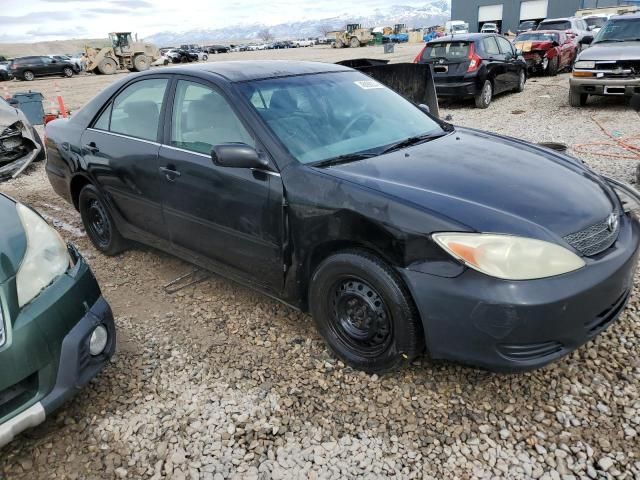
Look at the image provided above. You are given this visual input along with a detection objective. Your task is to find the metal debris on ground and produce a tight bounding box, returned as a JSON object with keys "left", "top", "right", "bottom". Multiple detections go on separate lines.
{"left": 163, "top": 268, "right": 211, "bottom": 294}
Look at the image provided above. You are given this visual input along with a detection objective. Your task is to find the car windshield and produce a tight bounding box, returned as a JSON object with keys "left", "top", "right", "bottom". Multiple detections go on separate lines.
{"left": 422, "top": 41, "right": 470, "bottom": 60}
{"left": 593, "top": 18, "right": 640, "bottom": 43}
{"left": 239, "top": 71, "right": 446, "bottom": 165}
{"left": 539, "top": 21, "right": 571, "bottom": 30}
{"left": 516, "top": 32, "right": 559, "bottom": 42}
{"left": 585, "top": 17, "right": 607, "bottom": 28}
{"left": 519, "top": 21, "right": 537, "bottom": 29}
{"left": 453, "top": 24, "right": 467, "bottom": 31}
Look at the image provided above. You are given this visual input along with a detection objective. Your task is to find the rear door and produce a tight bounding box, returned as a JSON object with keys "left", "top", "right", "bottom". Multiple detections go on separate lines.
{"left": 481, "top": 36, "right": 509, "bottom": 93}
{"left": 496, "top": 36, "right": 520, "bottom": 88}
{"left": 420, "top": 41, "right": 472, "bottom": 84}
{"left": 80, "top": 77, "right": 170, "bottom": 240}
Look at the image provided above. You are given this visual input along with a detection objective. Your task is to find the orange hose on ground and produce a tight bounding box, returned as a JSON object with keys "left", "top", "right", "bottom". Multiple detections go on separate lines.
{"left": 573, "top": 115, "right": 640, "bottom": 160}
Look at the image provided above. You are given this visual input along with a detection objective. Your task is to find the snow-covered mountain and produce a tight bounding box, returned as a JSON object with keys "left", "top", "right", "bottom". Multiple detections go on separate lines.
{"left": 146, "top": 1, "right": 451, "bottom": 46}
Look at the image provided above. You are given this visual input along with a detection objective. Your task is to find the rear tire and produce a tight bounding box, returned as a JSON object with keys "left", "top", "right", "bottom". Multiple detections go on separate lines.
{"left": 23, "top": 70, "right": 34, "bottom": 81}
{"left": 97, "top": 58, "right": 117, "bottom": 75}
{"left": 569, "top": 87, "right": 588, "bottom": 107}
{"left": 309, "top": 250, "right": 424, "bottom": 373}
{"left": 546, "top": 56, "right": 559, "bottom": 76}
{"left": 79, "top": 184, "right": 128, "bottom": 256}
{"left": 132, "top": 54, "right": 149, "bottom": 72}
{"left": 475, "top": 80, "right": 493, "bottom": 108}
{"left": 203, "top": 55, "right": 208, "bottom": 61}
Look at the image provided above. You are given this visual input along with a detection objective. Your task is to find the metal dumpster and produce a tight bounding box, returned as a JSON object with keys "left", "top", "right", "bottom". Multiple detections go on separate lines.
{"left": 8, "top": 92, "right": 45, "bottom": 125}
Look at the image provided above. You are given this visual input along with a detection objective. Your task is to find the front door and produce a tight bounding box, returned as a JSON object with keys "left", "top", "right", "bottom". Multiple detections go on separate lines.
{"left": 496, "top": 36, "right": 520, "bottom": 88}
{"left": 481, "top": 36, "right": 509, "bottom": 93}
{"left": 81, "top": 77, "right": 170, "bottom": 240}
{"left": 158, "top": 78, "right": 285, "bottom": 291}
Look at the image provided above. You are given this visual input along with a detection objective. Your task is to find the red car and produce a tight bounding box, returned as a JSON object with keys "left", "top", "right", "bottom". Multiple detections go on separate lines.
{"left": 513, "top": 30, "right": 577, "bottom": 76}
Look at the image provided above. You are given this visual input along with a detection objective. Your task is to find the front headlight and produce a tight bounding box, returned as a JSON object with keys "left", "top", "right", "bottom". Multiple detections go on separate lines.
{"left": 432, "top": 233, "right": 585, "bottom": 280}
{"left": 15, "top": 203, "right": 71, "bottom": 307}
{"left": 574, "top": 60, "right": 595, "bottom": 69}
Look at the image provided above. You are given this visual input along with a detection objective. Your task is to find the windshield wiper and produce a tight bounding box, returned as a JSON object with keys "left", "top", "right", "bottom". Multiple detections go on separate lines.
{"left": 379, "top": 132, "right": 447, "bottom": 155}
{"left": 310, "top": 152, "right": 377, "bottom": 168}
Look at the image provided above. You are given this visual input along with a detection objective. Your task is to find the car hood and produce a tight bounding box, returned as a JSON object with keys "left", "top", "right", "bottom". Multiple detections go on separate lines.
{"left": 0, "top": 194, "right": 26, "bottom": 284}
{"left": 315, "top": 128, "right": 618, "bottom": 244}
{"left": 579, "top": 41, "right": 640, "bottom": 61}
{"left": 516, "top": 40, "right": 555, "bottom": 52}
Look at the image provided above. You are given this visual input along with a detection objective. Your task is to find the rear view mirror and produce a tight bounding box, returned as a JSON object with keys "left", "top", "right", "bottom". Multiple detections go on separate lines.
{"left": 212, "top": 143, "right": 270, "bottom": 170}
{"left": 580, "top": 35, "right": 594, "bottom": 45}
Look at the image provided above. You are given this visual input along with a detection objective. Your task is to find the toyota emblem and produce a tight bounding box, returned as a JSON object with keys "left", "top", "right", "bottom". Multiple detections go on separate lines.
{"left": 607, "top": 213, "right": 618, "bottom": 232}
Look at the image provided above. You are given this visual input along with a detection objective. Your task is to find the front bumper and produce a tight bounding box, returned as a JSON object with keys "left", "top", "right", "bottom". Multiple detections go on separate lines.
{"left": 570, "top": 76, "right": 640, "bottom": 97}
{"left": 0, "top": 249, "right": 115, "bottom": 448}
{"left": 399, "top": 213, "right": 640, "bottom": 372}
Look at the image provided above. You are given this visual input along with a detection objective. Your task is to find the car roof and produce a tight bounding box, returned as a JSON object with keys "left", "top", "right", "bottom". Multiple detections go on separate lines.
{"left": 610, "top": 13, "right": 640, "bottom": 20}
{"left": 140, "top": 60, "right": 352, "bottom": 82}
{"left": 540, "top": 17, "right": 575, "bottom": 22}
{"left": 428, "top": 33, "right": 495, "bottom": 42}
{"left": 518, "top": 30, "right": 561, "bottom": 34}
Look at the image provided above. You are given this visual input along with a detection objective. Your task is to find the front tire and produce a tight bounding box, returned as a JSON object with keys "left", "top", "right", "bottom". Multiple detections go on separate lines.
{"left": 569, "top": 87, "right": 588, "bottom": 107}
{"left": 79, "top": 184, "right": 127, "bottom": 256}
{"left": 132, "top": 54, "right": 149, "bottom": 72}
{"left": 62, "top": 67, "right": 74, "bottom": 77}
{"left": 515, "top": 69, "right": 526, "bottom": 92}
{"left": 350, "top": 37, "right": 360, "bottom": 48}
{"left": 546, "top": 56, "right": 559, "bottom": 76}
{"left": 475, "top": 80, "right": 493, "bottom": 108}
{"left": 309, "top": 250, "right": 424, "bottom": 373}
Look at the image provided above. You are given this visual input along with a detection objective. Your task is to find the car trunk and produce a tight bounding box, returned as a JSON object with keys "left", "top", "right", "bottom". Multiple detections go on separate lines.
{"left": 418, "top": 41, "right": 471, "bottom": 83}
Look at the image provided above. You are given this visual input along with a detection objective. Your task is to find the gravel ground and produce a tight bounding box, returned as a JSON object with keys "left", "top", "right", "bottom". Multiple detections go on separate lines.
{"left": 1, "top": 45, "right": 640, "bottom": 479}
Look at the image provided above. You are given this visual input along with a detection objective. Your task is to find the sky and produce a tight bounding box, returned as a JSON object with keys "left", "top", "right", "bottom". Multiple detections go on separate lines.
{"left": 0, "top": 0, "right": 442, "bottom": 43}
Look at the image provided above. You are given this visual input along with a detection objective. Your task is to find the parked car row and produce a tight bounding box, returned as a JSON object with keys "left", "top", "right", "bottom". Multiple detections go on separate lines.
{"left": 3, "top": 55, "right": 80, "bottom": 81}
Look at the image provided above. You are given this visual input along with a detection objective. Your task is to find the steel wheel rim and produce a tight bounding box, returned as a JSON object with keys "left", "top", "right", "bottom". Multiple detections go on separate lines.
{"left": 86, "top": 199, "right": 111, "bottom": 248}
{"left": 330, "top": 277, "right": 392, "bottom": 357}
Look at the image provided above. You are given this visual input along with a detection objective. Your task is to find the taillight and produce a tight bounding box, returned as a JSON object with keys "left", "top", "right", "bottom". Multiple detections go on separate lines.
{"left": 414, "top": 45, "right": 427, "bottom": 63}
{"left": 467, "top": 43, "right": 482, "bottom": 73}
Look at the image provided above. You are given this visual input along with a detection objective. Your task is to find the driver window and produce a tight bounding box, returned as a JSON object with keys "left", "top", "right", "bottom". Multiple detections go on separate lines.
{"left": 496, "top": 37, "right": 514, "bottom": 55}
{"left": 171, "top": 80, "right": 254, "bottom": 155}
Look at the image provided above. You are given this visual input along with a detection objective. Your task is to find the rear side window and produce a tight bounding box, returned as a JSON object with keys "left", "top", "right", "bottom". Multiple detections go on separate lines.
{"left": 482, "top": 37, "right": 500, "bottom": 55}
{"left": 496, "top": 37, "right": 514, "bottom": 55}
{"left": 108, "top": 79, "right": 168, "bottom": 141}
{"left": 539, "top": 21, "right": 572, "bottom": 30}
{"left": 422, "top": 42, "right": 470, "bottom": 60}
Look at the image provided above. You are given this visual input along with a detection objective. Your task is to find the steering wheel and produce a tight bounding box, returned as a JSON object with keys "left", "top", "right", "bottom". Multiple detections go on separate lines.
{"left": 341, "top": 113, "right": 376, "bottom": 139}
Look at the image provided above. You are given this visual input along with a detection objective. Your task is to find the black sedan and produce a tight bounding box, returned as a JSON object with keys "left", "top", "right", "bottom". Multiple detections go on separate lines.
{"left": 415, "top": 33, "right": 527, "bottom": 108}
{"left": 45, "top": 61, "right": 640, "bottom": 373}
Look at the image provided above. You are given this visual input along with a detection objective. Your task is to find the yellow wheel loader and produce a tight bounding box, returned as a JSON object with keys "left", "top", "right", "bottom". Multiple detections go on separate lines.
{"left": 86, "top": 32, "right": 160, "bottom": 75}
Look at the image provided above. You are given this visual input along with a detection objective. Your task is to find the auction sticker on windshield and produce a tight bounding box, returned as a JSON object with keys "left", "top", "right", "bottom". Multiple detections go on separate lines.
{"left": 354, "top": 80, "right": 384, "bottom": 90}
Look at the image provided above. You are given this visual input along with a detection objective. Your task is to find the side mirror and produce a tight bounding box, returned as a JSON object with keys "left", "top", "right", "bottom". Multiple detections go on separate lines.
{"left": 418, "top": 103, "right": 430, "bottom": 114}
{"left": 551, "top": 41, "right": 560, "bottom": 47}
{"left": 515, "top": 48, "right": 523, "bottom": 56}
{"left": 212, "top": 143, "right": 271, "bottom": 170}
{"left": 580, "top": 35, "right": 594, "bottom": 45}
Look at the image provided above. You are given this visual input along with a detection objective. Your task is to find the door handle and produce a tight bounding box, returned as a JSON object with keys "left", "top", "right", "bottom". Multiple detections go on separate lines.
{"left": 160, "top": 166, "right": 181, "bottom": 181}
{"left": 85, "top": 142, "right": 99, "bottom": 154}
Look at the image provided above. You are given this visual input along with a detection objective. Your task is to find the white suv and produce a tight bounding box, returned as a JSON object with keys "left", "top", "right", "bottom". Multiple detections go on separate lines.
{"left": 538, "top": 17, "right": 591, "bottom": 46}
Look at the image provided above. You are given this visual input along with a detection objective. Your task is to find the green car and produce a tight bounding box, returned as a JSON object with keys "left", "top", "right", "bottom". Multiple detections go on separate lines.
{"left": 0, "top": 193, "right": 115, "bottom": 448}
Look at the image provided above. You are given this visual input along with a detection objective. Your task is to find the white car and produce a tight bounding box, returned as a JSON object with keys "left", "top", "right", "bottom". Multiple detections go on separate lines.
{"left": 444, "top": 20, "right": 470, "bottom": 35}
{"left": 583, "top": 14, "right": 610, "bottom": 35}
{"left": 537, "top": 17, "right": 591, "bottom": 45}
{"left": 193, "top": 51, "right": 209, "bottom": 61}
{"left": 294, "top": 39, "right": 314, "bottom": 47}
{"left": 480, "top": 23, "right": 500, "bottom": 33}
{"left": 152, "top": 55, "right": 171, "bottom": 67}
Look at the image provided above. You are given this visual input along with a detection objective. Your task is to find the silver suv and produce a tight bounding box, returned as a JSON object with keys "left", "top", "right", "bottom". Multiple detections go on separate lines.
{"left": 569, "top": 13, "right": 640, "bottom": 107}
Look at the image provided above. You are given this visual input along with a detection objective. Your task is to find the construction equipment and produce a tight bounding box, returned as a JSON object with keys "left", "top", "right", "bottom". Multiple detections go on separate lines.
{"left": 334, "top": 24, "right": 373, "bottom": 48}
{"left": 85, "top": 32, "right": 160, "bottom": 75}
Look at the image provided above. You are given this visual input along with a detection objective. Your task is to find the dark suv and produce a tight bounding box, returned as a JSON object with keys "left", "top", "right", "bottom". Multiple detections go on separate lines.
{"left": 415, "top": 33, "right": 527, "bottom": 108}
{"left": 8, "top": 56, "right": 76, "bottom": 81}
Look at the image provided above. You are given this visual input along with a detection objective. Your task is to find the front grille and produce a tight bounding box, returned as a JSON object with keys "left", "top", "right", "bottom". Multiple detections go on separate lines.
{"left": 594, "top": 60, "right": 640, "bottom": 78}
{"left": 585, "top": 289, "right": 629, "bottom": 337}
{"left": 497, "top": 341, "right": 564, "bottom": 361}
{"left": 0, "top": 373, "right": 38, "bottom": 419}
{"left": 563, "top": 211, "right": 620, "bottom": 257}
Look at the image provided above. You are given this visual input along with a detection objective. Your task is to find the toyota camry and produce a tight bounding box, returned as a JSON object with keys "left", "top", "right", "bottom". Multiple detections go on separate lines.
{"left": 44, "top": 61, "right": 640, "bottom": 373}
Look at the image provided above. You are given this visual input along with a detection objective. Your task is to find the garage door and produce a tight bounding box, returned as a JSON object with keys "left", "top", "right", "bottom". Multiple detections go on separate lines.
{"left": 520, "top": 0, "right": 548, "bottom": 20}
{"left": 478, "top": 4, "right": 504, "bottom": 22}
